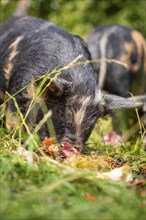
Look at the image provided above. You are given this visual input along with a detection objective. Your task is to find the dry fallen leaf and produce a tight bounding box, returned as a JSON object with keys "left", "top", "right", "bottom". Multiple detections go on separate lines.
{"left": 41, "top": 137, "right": 61, "bottom": 158}
{"left": 84, "top": 192, "right": 97, "bottom": 202}
{"left": 11, "top": 146, "right": 40, "bottom": 162}
{"left": 44, "top": 144, "right": 60, "bottom": 158}
{"left": 130, "top": 179, "right": 145, "bottom": 187}
{"left": 42, "top": 137, "right": 56, "bottom": 145}
{"left": 137, "top": 190, "right": 146, "bottom": 197}
{"left": 97, "top": 165, "right": 133, "bottom": 182}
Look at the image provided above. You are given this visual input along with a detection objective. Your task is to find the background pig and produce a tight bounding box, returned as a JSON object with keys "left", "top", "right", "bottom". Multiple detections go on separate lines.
{"left": 86, "top": 24, "right": 146, "bottom": 97}
{"left": 86, "top": 24, "right": 146, "bottom": 133}
{"left": 0, "top": 17, "right": 142, "bottom": 145}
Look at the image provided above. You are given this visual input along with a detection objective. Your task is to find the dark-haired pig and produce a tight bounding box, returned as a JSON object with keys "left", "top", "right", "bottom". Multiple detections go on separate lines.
{"left": 0, "top": 17, "right": 143, "bottom": 145}
{"left": 86, "top": 24, "right": 146, "bottom": 133}
{"left": 86, "top": 23, "right": 146, "bottom": 96}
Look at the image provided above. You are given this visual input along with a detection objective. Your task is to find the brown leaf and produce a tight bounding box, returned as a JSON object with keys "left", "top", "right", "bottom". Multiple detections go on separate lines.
{"left": 42, "top": 137, "right": 56, "bottom": 146}
{"left": 85, "top": 192, "right": 97, "bottom": 202}
{"left": 131, "top": 179, "right": 145, "bottom": 187}
{"left": 137, "top": 190, "right": 146, "bottom": 197}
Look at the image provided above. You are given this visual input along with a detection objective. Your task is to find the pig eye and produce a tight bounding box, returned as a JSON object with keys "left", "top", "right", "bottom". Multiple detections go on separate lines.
{"left": 87, "top": 112, "right": 98, "bottom": 125}
{"left": 89, "top": 116, "right": 97, "bottom": 124}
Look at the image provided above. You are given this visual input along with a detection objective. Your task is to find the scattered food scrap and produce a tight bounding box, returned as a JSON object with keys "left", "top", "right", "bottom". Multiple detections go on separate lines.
{"left": 41, "top": 137, "right": 81, "bottom": 160}
{"left": 103, "top": 132, "right": 122, "bottom": 144}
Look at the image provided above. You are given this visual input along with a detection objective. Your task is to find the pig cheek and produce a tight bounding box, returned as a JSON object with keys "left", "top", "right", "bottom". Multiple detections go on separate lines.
{"left": 80, "top": 117, "right": 98, "bottom": 143}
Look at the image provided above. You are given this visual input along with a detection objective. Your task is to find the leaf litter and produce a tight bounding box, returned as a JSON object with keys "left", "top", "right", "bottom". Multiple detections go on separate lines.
{"left": 11, "top": 137, "right": 145, "bottom": 183}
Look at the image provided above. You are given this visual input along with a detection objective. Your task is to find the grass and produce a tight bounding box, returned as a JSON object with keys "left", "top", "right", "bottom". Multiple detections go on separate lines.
{"left": 0, "top": 122, "right": 146, "bottom": 220}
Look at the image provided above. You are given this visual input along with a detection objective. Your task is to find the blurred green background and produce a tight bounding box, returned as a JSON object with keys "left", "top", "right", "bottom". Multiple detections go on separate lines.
{"left": 0, "top": 0, "right": 146, "bottom": 39}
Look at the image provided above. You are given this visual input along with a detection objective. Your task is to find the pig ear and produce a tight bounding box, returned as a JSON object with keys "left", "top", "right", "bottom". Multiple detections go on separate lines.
{"left": 127, "top": 95, "right": 146, "bottom": 103}
{"left": 104, "top": 93, "right": 143, "bottom": 110}
{"left": 35, "top": 76, "right": 72, "bottom": 96}
{"left": 49, "top": 78, "right": 72, "bottom": 96}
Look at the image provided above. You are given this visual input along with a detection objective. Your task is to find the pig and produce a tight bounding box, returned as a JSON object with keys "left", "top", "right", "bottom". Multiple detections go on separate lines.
{"left": 86, "top": 24, "right": 146, "bottom": 97}
{"left": 0, "top": 17, "right": 143, "bottom": 146}
{"left": 86, "top": 24, "right": 146, "bottom": 134}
